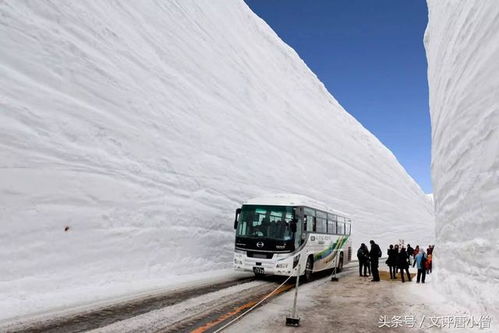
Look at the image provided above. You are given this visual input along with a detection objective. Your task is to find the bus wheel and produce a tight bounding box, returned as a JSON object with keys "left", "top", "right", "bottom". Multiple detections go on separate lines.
{"left": 304, "top": 256, "right": 313, "bottom": 282}
{"left": 337, "top": 253, "right": 344, "bottom": 273}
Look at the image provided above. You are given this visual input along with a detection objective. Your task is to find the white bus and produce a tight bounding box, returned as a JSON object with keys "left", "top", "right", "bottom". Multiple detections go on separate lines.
{"left": 233, "top": 194, "right": 352, "bottom": 281}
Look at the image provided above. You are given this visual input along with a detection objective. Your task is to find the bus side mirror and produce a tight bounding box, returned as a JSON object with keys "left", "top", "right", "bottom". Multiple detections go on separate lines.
{"left": 290, "top": 219, "right": 297, "bottom": 233}
{"left": 234, "top": 208, "right": 241, "bottom": 229}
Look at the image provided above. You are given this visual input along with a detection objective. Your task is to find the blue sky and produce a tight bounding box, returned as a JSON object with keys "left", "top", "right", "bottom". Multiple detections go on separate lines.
{"left": 244, "top": 0, "right": 432, "bottom": 193}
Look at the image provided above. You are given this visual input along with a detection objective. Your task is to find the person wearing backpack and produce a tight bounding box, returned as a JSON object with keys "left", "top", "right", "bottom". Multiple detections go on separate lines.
{"left": 369, "top": 240, "right": 382, "bottom": 282}
{"left": 413, "top": 249, "right": 427, "bottom": 283}
{"left": 357, "top": 243, "right": 370, "bottom": 277}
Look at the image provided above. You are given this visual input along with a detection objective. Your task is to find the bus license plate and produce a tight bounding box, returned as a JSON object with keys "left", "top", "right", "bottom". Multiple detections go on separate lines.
{"left": 253, "top": 267, "right": 264, "bottom": 275}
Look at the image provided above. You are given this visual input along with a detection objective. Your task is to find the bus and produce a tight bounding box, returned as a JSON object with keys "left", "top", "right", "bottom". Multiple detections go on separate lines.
{"left": 233, "top": 194, "right": 352, "bottom": 281}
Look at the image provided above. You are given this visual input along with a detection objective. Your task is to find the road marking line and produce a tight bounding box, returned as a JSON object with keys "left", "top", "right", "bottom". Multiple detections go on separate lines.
{"left": 192, "top": 284, "right": 293, "bottom": 333}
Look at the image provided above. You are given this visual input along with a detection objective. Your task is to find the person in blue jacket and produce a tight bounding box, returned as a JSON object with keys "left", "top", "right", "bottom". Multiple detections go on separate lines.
{"left": 413, "top": 249, "right": 427, "bottom": 283}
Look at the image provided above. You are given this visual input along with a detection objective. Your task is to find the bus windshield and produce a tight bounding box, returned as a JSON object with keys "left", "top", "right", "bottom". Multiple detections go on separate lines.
{"left": 236, "top": 205, "right": 294, "bottom": 241}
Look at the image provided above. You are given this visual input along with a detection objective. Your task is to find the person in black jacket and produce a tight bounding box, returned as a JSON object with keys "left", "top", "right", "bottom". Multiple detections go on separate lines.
{"left": 369, "top": 240, "right": 381, "bottom": 282}
{"left": 407, "top": 244, "right": 414, "bottom": 266}
{"left": 386, "top": 245, "right": 397, "bottom": 279}
{"left": 393, "top": 244, "right": 399, "bottom": 278}
{"left": 357, "top": 243, "right": 370, "bottom": 277}
{"left": 365, "top": 249, "right": 371, "bottom": 276}
{"left": 396, "top": 247, "right": 412, "bottom": 282}
{"left": 407, "top": 244, "right": 414, "bottom": 256}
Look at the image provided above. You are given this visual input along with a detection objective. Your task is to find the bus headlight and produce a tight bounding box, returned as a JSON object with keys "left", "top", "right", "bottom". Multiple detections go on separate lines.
{"left": 234, "top": 258, "right": 243, "bottom": 265}
{"left": 293, "top": 254, "right": 300, "bottom": 268}
{"left": 276, "top": 263, "right": 288, "bottom": 269}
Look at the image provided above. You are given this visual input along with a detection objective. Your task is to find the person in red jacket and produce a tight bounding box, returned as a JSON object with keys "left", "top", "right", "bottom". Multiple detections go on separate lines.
{"left": 413, "top": 245, "right": 420, "bottom": 260}
{"left": 425, "top": 253, "right": 432, "bottom": 274}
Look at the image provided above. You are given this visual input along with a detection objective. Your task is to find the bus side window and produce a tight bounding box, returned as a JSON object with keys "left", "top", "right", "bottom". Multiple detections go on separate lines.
{"left": 327, "top": 220, "right": 336, "bottom": 234}
{"left": 337, "top": 222, "right": 345, "bottom": 235}
{"left": 346, "top": 223, "right": 351, "bottom": 235}
{"left": 316, "top": 217, "right": 327, "bottom": 233}
{"left": 304, "top": 215, "right": 314, "bottom": 232}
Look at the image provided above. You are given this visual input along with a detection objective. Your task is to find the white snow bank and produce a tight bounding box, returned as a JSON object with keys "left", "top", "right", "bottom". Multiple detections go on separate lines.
{"left": 0, "top": 0, "right": 433, "bottom": 320}
{"left": 425, "top": 0, "right": 499, "bottom": 314}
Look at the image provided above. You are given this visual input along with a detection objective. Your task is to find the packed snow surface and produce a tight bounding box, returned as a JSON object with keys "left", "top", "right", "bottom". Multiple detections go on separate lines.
{"left": 1, "top": 0, "right": 433, "bottom": 320}
{"left": 425, "top": 0, "right": 499, "bottom": 314}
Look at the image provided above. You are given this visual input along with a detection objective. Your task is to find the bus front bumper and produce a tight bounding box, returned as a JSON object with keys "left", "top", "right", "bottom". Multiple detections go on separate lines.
{"left": 233, "top": 263, "right": 295, "bottom": 276}
{"left": 233, "top": 253, "right": 298, "bottom": 276}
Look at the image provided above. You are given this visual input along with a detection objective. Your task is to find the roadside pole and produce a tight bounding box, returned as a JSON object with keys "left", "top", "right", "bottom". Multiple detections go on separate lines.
{"left": 285, "top": 264, "right": 301, "bottom": 327}
{"left": 331, "top": 251, "right": 339, "bottom": 281}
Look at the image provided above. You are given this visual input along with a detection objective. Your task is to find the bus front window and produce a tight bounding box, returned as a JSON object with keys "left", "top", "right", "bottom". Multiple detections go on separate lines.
{"left": 237, "top": 205, "right": 294, "bottom": 241}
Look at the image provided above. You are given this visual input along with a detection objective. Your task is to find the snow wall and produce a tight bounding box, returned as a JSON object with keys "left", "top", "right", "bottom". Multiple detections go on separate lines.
{"left": 0, "top": 1, "right": 433, "bottom": 319}
{"left": 425, "top": 0, "right": 499, "bottom": 313}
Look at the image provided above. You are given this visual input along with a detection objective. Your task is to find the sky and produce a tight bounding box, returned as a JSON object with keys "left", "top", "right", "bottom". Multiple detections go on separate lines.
{"left": 244, "top": 0, "right": 432, "bottom": 193}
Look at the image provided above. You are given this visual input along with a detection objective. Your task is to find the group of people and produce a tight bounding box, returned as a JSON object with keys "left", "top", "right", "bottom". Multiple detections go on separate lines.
{"left": 356, "top": 240, "right": 382, "bottom": 282}
{"left": 386, "top": 243, "right": 435, "bottom": 283}
{"left": 357, "top": 241, "right": 435, "bottom": 284}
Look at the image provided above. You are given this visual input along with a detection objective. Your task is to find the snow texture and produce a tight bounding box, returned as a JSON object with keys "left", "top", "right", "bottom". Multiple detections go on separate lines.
{"left": 1, "top": 0, "right": 433, "bottom": 320}
{"left": 425, "top": 0, "right": 499, "bottom": 314}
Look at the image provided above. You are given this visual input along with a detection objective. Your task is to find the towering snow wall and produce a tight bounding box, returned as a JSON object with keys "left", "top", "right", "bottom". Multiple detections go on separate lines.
{"left": 0, "top": 1, "right": 433, "bottom": 319}
{"left": 425, "top": 0, "right": 499, "bottom": 313}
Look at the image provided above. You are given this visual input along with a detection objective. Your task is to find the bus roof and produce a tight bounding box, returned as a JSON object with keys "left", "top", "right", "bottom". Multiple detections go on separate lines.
{"left": 243, "top": 193, "right": 351, "bottom": 218}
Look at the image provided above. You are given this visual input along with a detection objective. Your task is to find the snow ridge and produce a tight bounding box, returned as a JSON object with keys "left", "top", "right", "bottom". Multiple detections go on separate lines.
{"left": 425, "top": 0, "right": 499, "bottom": 313}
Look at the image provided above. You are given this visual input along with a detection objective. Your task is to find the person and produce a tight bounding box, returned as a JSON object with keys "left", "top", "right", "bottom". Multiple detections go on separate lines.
{"left": 413, "top": 245, "right": 420, "bottom": 261}
{"left": 429, "top": 245, "right": 435, "bottom": 273}
{"left": 276, "top": 220, "right": 292, "bottom": 240}
{"left": 357, "top": 245, "right": 363, "bottom": 276}
{"left": 425, "top": 253, "right": 432, "bottom": 274}
{"left": 253, "top": 217, "right": 270, "bottom": 237}
{"left": 386, "top": 245, "right": 397, "bottom": 279}
{"left": 413, "top": 249, "right": 427, "bottom": 283}
{"left": 407, "top": 244, "right": 414, "bottom": 256}
{"left": 369, "top": 240, "right": 382, "bottom": 282}
{"left": 357, "top": 243, "right": 370, "bottom": 277}
{"left": 407, "top": 244, "right": 414, "bottom": 265}
{"left": 365, "top": 248, "right": 371, "bottom": 276}
{"left": 396, "top": 247, "right": 411, "bottom": 283}
{"left": 393, "top": 244, "right": 399, "bottom": 278}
